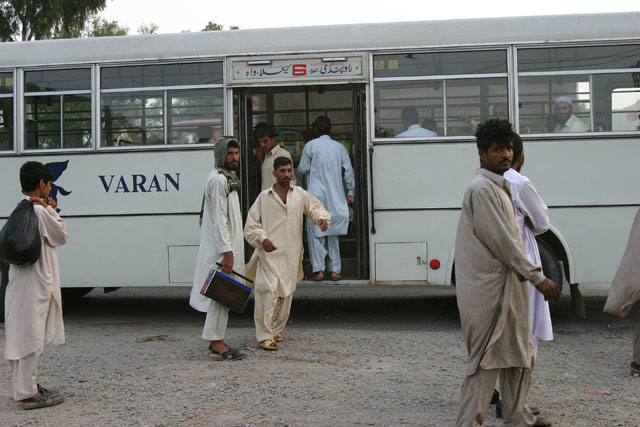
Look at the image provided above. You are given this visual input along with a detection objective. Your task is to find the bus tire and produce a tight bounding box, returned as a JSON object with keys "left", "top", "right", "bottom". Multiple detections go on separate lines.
{"left": 62, "top": 287, "right": 94, "bottom": 299}
{"left": 536, "top": 237, "right": 563, "bottom": 311}
{"left": 0, "top": 261, "right": 8, "bottom": 322}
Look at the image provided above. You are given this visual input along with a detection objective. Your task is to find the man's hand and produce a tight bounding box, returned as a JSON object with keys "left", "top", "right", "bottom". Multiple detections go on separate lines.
{"left": 262, "top": 239, "right": 277, "bottom": 252}
{"left": 317, "top": 219, "right": 329, "bottom": 232}
{"left": 221, "top": 251, "right": 233, "bottom": 274}
{"left": 347, "top": 195, "right": 355, "bottom": 204}
{"left": 29, "top": 197, "right": 47, "bottom": 207}
{"left": 47, "top": 197, "right": 58, "bottom": 211}
{"left": 535, "top": 278, "right": 560, "bottom": 301}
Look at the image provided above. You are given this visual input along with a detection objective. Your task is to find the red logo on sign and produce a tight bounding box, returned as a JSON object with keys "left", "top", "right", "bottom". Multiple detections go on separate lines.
{"left": 292, "top": 64, "right": 307, "bottom": 76}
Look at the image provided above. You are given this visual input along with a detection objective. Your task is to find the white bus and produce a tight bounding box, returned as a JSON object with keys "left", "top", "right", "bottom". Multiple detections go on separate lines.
{"left": 1, "top": 12, "right": 639, "bottom": 314}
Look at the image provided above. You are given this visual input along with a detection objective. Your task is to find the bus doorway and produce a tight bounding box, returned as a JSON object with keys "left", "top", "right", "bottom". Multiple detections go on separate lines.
{"left": 233, "top": 84, "right": 369, "bottom": 282}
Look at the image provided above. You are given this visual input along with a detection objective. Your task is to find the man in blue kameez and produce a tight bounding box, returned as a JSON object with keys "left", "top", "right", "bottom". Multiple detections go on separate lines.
{"left": 298, "top": 116, "right": 355, "bottom": 281}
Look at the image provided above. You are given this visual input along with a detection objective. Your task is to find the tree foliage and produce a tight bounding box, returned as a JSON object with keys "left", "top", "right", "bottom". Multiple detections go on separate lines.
{"left": 202, "top": 21, "right": 223, "bottom": 31}
{"left": 138, "top": 22, "right": 158, "bottom": 35}
{"left": 87, "top": 18, "right": 129, "bottom": 37}
{"left": 0, "top": 0, "right": 107, "bottom": 41}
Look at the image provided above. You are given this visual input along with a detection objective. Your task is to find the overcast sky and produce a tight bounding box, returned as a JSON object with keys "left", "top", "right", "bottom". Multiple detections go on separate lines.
{"left": 99, "top": 0, "right": 640, "bottom": 34}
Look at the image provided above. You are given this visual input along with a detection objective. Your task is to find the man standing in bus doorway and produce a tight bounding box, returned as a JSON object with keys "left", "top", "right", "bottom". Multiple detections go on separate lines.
{"left": 500, "top": 133, "right": 553, "bottom": 417}
{"left": 5, "top": 161, "right": 67, "bottom": 410}
{"left": 604, "top": 208, "right": 640, "bottom": 376}
{"left": 454, "top": 119, "right": 559, "bottom": 427}
{"left": 298, "top": 115, "right": 355, "bottom": 281}
{"left": 546, "top": 96, "right": 588, "bottom": 133}
{"left": 244, "top": 157, "right": 330, "bottom": 351}
{"left": 190, "top": 137, "right": 246, "bottom": 361}
{"left": 254, "top": 122, "right": 296, "bottom": 191}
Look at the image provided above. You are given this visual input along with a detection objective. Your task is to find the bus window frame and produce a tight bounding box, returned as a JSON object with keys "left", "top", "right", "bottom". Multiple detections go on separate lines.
{"left": 514, "top": 42, "right": 640, "bottom": 137}
{"left": 97, "top": 60, "right": 225, "bottom": 151}
{"left": 22, "top": 65, "right": 94, "bottom": 153}
{"left": 0, "top": 68, "right": 15, "bottom": 155}
{"left": 370, "top": 47, "right": 512, "bottom": 143}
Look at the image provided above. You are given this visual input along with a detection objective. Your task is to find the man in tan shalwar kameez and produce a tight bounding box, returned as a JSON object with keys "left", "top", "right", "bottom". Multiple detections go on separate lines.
{"left": 4, "top": 161, "right": 67, "bottom": 409}
{"left": 244, "top": 156, "right": 330, "bottom": 351}
{"left": 604, "top": 208, "right": 640, "bottom": 376}
{"left": 455, "top": 119, "right": 559, "bottom": 427}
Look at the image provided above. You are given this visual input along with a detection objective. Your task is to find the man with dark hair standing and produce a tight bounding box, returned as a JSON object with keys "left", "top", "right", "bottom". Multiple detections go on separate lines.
{"left": 254, "top": 122, "right": 296, "bottom": 191}
{"left": 298, "top": 115, "right": 354, "bottom": 281}
{"left": 5, "top": 161, "right": 67, "bottom": 409}
{"left": 245, "top": 156, "right": 330, "bottom": 351}
{"left": 190, "top": 137, "right": 246, "bottom": 361}
{"left": 454, "top": 119, "right": 559, "bottom": 427}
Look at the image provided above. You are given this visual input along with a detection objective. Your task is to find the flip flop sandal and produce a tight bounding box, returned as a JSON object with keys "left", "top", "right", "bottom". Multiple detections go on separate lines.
{"left": 273, "top": 333, "right": 283, "bottom": 342}
{"left": 330, "top": 272, "right": 342, "bottom": 281}
{"left": 20, "top": 392, "right": 65, "bottom": 410}
{"left": 37, "top": 384, "right": 61, "bottom": 398}
{"left": 312, "top": 272, "right": 324, "bottom": 281}
{"left": 259, "top": 338, "right": 279, "bottom": 351}
{"left": 209, "top": 348, "right": 247, "bottom": 361}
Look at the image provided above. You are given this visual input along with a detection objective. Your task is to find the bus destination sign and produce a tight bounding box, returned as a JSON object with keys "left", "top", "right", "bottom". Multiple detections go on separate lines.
{"left": 230, "top": 55, "right": 365, "bottom": 84}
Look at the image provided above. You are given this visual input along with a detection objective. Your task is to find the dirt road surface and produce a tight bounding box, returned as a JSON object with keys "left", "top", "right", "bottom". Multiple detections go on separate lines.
{"left": 1, "top": 284, "right": 638, "bottom": 426}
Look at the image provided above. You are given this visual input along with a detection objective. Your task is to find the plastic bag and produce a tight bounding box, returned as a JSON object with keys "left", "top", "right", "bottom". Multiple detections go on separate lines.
{"left": 0, "top": 200, "right": 42, "bottom": 265}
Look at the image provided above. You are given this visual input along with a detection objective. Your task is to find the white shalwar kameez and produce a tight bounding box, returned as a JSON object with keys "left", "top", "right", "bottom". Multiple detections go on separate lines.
{"left": 298, "top": 135, "right": 354, "bottom": 274}
{"left": 504, "top": 168, "right": 553, "bottom": 355}
{"left": 244, "top": 186, "right": 330, "bottom": 342}
{"left": 4, "top": 199, "right": 68, "bottom": 401}
{"left": 189, "top": 169, "right": 245, "bottom": 341}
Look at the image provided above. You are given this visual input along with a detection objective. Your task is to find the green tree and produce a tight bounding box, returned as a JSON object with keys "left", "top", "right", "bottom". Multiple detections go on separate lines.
{"left": 229, "top": 26, "right": 239, "bottom": 30}
{"left": 87, "top": 17, "right": 128, "bottom": 37}
{"left": 138, "top": 22, "right": 158, "bottom": 35}
{"left": 202, "top": 21, "right": 223, "bottom": 31}
{"left": 0, "top": 0, "right": 106, "bottom": 41}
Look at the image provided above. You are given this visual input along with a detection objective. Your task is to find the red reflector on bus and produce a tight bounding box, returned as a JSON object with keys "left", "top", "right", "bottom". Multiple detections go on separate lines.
{"left": 429, "top": 259, "right": 440, "bottom": 269}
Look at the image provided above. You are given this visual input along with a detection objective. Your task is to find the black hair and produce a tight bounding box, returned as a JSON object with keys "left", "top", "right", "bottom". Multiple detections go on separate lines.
{"left": 227, "top": 139, "right": 240, "bottom": 149}
{"left": 401, "top": 107, "right": 420, "bottom": 125}
{"left": 475, "top": 118, "right": 516, "bottom": 152}
{"left": 512, "top": 133, "right": 523, "bottom": 164}
{"left": 20, "top": 161, "right": 53, "bottom": 192}
{"left": 313, "top": 115, "right": 331, "bottom": 136}
{"left": 254, "top": 122, "right": 276, "bottom": 140}
{"left": 273, "top": 156, "right": 292, "bottom": 171}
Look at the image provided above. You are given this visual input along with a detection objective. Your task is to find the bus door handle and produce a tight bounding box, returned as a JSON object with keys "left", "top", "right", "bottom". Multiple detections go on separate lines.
{"left": 417, "top": 256, "right": 427, "bottom": 266}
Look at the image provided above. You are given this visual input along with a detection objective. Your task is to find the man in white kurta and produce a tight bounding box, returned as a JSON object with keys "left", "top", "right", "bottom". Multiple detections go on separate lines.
{"left": 298, "top": 115, "right": 354, "bottom": 281}
{"left": 254, "top": 122, "right": 296, "bottom": 191}
{"left": 604, "top": 208, "right": 640, "bottom": 376}
{"left": 455, "top": 119, "right": 559, "bottom": 427}
{"left": 189, "top": 137, "right": 246, "bottom": 361}
{"left": 504, "top": 136, "right": 553, "bottom": 356}
{"left": 5, "top": 161, "right": 67, "bottom": 409}
{"left": 550, "top": 97, "right": 588, "bottom": 133}
{"left": 396, "top": 107, "right": 438, "bottom": 137}
{"left": 245, "top": 156, "right": 330, "bottom": 350}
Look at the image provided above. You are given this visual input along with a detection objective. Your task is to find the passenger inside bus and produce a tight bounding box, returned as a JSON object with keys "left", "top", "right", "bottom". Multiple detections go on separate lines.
{"left": 459, "top": 104, "right": 508, "bottom": 131}
{"left": 253, "top": 122, "right": 296, "bottom": 191}
{"left": 395, "top": 107, "right": 437, "bottom": 137}
{"left": 545, "top": 96, "right": 588, "bottom": 133}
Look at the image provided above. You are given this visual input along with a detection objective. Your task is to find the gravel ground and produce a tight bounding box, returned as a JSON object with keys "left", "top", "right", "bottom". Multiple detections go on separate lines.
{"left": 0, "top": 283, "right": 638, "bottom": 426}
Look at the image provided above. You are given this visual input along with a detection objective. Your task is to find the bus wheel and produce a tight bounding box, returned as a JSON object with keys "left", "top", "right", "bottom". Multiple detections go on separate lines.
{"left": 1, "top": 261, "right": 8, "bottom": 322}
{"left": 62, "top": 287, "right": 94, "bottom": 299}
{"left": 536, "top": 238, "right": 563, "bottom": 311}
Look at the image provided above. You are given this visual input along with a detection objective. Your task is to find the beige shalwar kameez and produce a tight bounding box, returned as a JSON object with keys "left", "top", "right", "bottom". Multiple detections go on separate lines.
{"left": 4, "top": 200, "right": 68, "bottom": 401}
{"left": 261, "top": 144, "right": 296, "bottom": 191}
{"left": 244, "top": 186, "right": 330, "bottom": 343}
{"left": 455, "top": 169, "right": 545, "bottom": 427}
{"left": 604, "top": 208, "right": 640, "bottom": 364}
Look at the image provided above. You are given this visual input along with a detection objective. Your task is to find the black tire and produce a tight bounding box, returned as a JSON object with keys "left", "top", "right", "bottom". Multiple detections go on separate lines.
{"left": 61, "top": 287, "right": 94, "bottom": 299}
{"left": 536, "top": 237, "right": 563, "bottom": 311}
{"left": 1, "top": 261, "right": 9, "bottom": 322}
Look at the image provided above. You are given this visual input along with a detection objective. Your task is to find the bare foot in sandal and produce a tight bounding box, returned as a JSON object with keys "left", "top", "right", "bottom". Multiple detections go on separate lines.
{"left": 20, "top": 390, "right": 65, "bottom": 410}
